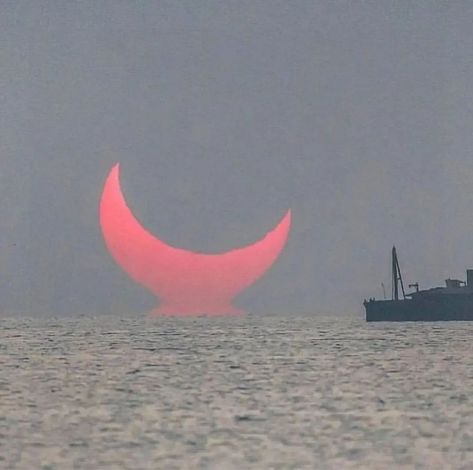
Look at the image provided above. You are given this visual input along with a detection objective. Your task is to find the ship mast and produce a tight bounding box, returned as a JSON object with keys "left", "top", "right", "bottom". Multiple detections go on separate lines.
{"left": 392, "top": 246, "right": 406, "bottom": 300}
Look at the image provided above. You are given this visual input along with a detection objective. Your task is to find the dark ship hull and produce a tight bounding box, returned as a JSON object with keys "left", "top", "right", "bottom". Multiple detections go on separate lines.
{"left": 365, "top": 295, "right": 473, "bottom": 322}
{"left": 364, "top": 246, "right": 473, "bottom": 322}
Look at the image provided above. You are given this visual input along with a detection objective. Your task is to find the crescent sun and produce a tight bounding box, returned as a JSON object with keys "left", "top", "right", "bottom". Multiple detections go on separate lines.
{"left": 99, "top": 163, "right": 291, "bottom": 315}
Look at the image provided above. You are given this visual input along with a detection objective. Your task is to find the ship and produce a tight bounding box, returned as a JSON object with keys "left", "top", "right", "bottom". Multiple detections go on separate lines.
{"left": 364, "top": 246, "right": 473, "bottom": 321}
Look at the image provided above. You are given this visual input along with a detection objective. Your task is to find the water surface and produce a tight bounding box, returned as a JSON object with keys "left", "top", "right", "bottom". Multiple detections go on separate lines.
{"left": 2, "top": 315, "right": 473, "bottom": 469}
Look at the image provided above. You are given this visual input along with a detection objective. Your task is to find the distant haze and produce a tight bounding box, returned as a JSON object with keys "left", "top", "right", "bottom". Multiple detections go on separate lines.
{"left": 2, "top": 1, "right": 473, "bottom": 315}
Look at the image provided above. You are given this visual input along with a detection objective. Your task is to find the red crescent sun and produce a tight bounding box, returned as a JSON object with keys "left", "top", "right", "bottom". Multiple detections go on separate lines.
{"left": 99, "top": 163, "right": 291, "bottom": 316}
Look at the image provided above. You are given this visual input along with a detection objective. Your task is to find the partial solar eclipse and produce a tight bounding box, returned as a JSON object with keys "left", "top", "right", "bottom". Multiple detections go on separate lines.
{"left": 100, "top": 164, "right": 291, "bottom": 315}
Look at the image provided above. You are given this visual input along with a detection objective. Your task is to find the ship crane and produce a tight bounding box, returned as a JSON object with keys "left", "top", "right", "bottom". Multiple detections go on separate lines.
{"left": 391, "top": 246, "right": 406, "bottom": 300}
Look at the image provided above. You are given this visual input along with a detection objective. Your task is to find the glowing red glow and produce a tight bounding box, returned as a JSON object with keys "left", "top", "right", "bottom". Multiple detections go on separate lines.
{"left": 99, "top": 164, "right": 291, "bottom": 315}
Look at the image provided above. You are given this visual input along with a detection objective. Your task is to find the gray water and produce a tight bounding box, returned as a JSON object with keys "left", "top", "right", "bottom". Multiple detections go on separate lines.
{"left": 2, "top": 315, "right": 473, "bottom": 469}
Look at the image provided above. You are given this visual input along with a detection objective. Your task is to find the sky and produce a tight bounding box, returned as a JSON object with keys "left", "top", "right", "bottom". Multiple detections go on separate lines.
{"left": 2, "top": 1, "right": 473, "bottom": 316}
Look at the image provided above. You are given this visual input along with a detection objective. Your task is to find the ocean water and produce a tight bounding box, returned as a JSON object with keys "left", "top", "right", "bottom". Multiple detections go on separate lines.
{"left": 2, "top": 314, "right": 473, "bottom": 469}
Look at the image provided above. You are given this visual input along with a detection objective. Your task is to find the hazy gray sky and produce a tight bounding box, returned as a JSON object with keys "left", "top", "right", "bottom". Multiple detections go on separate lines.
{"left": 2, "top": 1, "right": 473, "bottom": 315}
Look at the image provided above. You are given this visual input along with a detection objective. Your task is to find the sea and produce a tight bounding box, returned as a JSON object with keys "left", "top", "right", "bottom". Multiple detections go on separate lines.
{"left": 2, "top": 314, "right": 473, "bottom": 469}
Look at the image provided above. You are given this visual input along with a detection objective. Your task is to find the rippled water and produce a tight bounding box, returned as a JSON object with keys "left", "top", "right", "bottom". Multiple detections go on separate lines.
{"left": 2, "top": 314, "right": 473, "bottom": 469}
